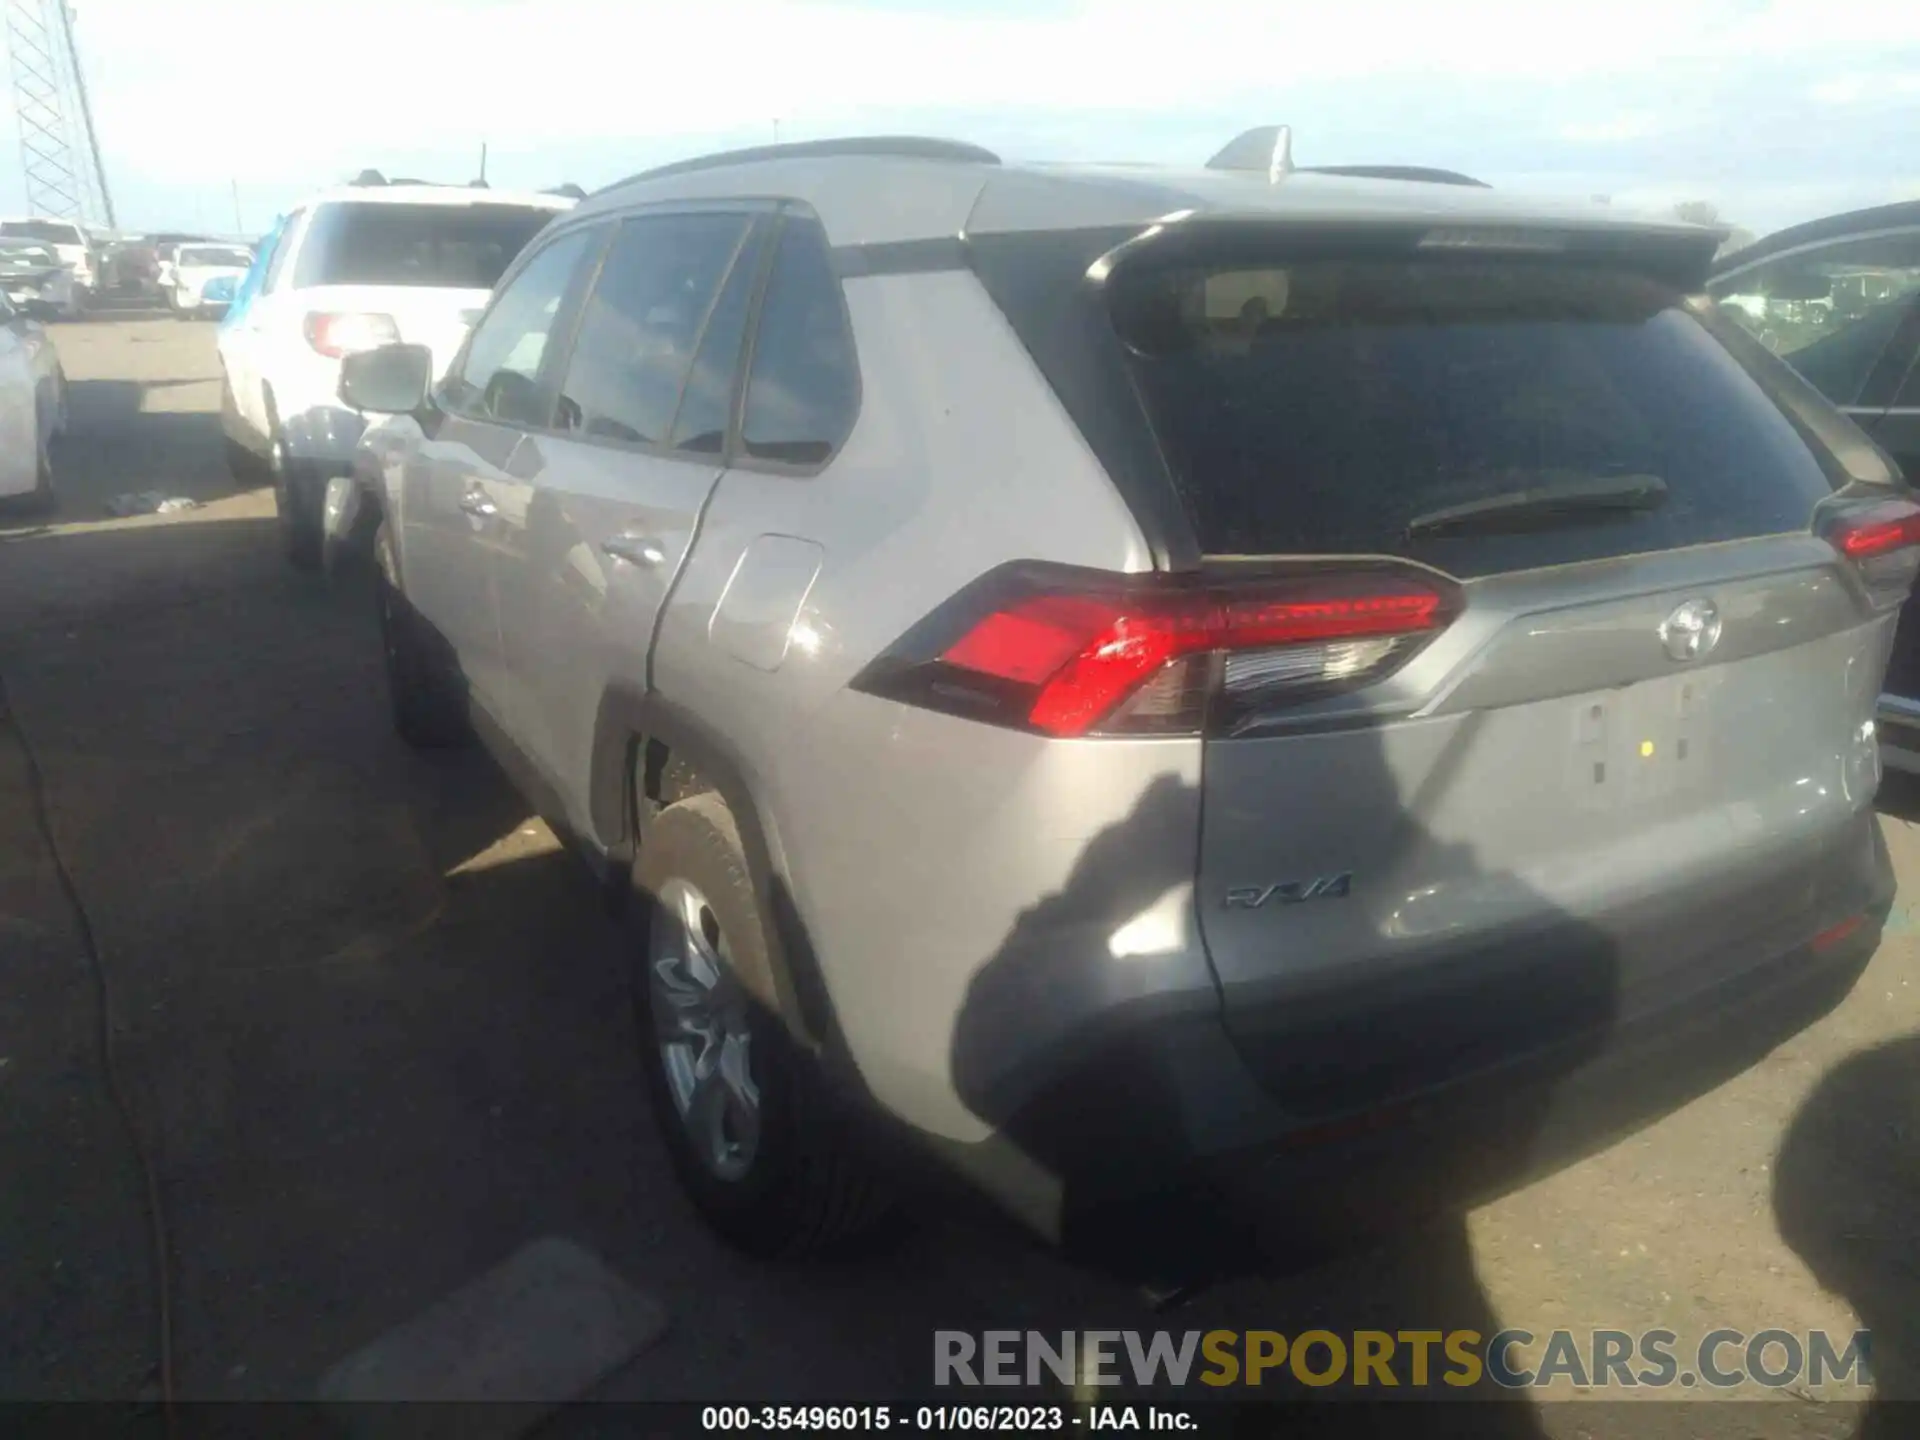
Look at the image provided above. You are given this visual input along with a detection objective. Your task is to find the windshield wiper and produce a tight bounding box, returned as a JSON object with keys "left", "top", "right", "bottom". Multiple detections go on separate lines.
{"left": 1405, "top": 473, "right": 1668, "bottom": 539}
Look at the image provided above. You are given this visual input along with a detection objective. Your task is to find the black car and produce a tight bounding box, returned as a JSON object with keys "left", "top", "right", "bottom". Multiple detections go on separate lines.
{"left": 1709, "top": 201, "right": 1920, "bottom": 771}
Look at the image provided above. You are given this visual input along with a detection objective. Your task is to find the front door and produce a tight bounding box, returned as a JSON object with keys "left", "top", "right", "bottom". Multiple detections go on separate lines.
{"left": 398, "top": 224, "right": 604, "bottom": 722}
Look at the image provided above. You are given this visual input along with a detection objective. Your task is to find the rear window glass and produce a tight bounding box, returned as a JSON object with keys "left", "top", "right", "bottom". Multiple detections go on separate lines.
{"left": 1, "top": 220, "right": 83, "bottom": 245}
{"left": 293, "top": 202, "right": 556, "bottom": 290}
{"left": 1109, "top": 259, "right": 1839, "bottom": 577}
{"left": 180, "top": 246, "right": 252, "bottom": 268}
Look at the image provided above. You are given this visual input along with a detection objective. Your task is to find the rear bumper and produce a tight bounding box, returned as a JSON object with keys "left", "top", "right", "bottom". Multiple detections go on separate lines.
{"left": 965, "top": 824, "right": 1893, "bottom": 1277}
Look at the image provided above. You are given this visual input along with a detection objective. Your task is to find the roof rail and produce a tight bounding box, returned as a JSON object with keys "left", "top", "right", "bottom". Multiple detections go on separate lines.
{"left": 603, "top": 136, "right": 1001, "bottom": 192}
{"left": 1302, "top": 164, "right": 1490, "bottom": 188}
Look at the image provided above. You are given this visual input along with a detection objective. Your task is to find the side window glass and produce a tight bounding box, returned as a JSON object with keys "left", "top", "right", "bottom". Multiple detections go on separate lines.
{"left": 740, "top": 219, "right": 860, "bottom": 466}
{"left": 262, "top": 211, "right": 302, "bottom": 294}
{"left": 553, "top": 212, "right": 750, "bottom": 446}
{"left": 667, "top": 224, "right": 765, "bottom": 455}
{"left": 1897, "top": 357, "right": 1920, "bottom": 409}
{"left": 1714, "top": 233, "right": 1920, "bottom": 405}
{"left": 447, "top": 227, "right": 599, "bottom": 427}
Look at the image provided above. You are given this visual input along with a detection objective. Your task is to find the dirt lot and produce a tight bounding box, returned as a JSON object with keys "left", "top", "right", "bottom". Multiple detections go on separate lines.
{"left": 2, "top": 318, "right": 1917, "bottom": 1435}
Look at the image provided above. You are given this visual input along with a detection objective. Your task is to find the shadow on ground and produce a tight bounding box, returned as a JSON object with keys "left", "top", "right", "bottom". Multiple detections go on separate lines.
{"left": 1777, "top": 1034, "right": 1920, "bottom": 1437}
{"left": 1, "top": 363, "right": 260, "bottom": 538}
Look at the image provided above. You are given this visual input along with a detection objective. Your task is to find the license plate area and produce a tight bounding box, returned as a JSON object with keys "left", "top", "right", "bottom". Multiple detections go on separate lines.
{"left": 1566, "top": 671, "right": 1716, "bottom": 814}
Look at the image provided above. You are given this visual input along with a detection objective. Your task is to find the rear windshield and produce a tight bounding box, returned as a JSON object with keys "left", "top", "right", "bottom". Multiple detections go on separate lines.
{"left": 180, "top": 246, "right": 252, "bottom": 268}
{"left": 1106, "top": 257, "right": 1840, "bottom": 577}
{"left": 293, "top": 202, "right": 556, "bottom": 290}
{"left": 1, "top": 220, "right": 83, "bottom": 245}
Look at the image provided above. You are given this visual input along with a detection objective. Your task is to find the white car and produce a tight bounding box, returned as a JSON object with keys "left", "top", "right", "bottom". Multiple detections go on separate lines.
{"left": 167, "top": 242, "right": 254, "bottom": 317}
{"left": 216, "top": 180, "right": 574, "bottom": 569}
{"left": 0, "top": 217, "right": 95, "bottom": 315}
{"left": 0, "top": 240, "right": 77, "bottom": 318}
{"left": 0, "top": 292, "right": 70, "bottom": 509}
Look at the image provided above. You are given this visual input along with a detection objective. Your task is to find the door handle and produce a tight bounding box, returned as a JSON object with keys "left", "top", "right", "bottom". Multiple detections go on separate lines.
{"left": 601, "top": 534, "right": 668, "bottom": 568}
{"left": 458, "top": 487, "right": 498, "bottom": 518}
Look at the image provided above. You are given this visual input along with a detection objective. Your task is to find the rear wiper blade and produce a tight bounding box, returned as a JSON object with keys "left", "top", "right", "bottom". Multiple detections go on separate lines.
{"left": 1405, "top": 473, "right": 1668, "bottom": 539}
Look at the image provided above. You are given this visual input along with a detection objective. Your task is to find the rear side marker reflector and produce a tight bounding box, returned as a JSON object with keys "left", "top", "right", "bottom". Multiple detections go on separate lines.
{"left": 852, "top": 562, "right": 1459, "bottom": 739}
{"left": 1810, "top": 915, "right": 1864, "bottom": 952}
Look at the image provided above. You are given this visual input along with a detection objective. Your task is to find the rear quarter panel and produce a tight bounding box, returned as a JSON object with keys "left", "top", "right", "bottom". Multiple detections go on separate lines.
{"left": 647, "top": 269, "right": 1218, "bottom": 1144}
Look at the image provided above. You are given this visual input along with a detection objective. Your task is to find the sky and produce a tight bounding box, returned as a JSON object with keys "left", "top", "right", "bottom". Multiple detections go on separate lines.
{"left": 5, "top": 0, "right": 1919, "bottom": 240}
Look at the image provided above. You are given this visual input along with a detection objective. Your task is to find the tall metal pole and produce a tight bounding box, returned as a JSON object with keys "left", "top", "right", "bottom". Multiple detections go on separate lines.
{"left": 56, "top": 0, "right": 113, "bottom": 227}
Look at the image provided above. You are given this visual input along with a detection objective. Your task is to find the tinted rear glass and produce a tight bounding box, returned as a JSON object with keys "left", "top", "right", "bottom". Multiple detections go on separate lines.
{"left": 1108, "top": 258, "right": 1839, "bottom": 577}
{"left": 293, "top": 202, "right": 556, "bottom": 290}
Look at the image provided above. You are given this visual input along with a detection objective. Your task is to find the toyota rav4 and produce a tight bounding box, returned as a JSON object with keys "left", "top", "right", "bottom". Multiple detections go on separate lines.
{"left": 332, "top": 132, "right": 1908, "bottom": 1277}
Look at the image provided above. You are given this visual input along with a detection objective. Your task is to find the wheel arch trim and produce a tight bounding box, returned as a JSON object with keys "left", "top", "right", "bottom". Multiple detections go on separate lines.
{"left": 590, "top": 683, "right": 853, "bottom": 1071}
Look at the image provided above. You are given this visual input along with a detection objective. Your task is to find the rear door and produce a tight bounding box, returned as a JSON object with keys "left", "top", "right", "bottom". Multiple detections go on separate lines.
{"left": 398, "top": 225, "right": 604, "bottom": 721}
{"left": 0, "top": 302, "right": 35, "bottom": 494}
{"left": 1101, "top": 247, "right": 1901, "bottom": 1109}
{"left": 490, "top": 206, "right": 766, "bottom": 817}
{"left": 225, "top": 209, "right": 305, "bottom": 439}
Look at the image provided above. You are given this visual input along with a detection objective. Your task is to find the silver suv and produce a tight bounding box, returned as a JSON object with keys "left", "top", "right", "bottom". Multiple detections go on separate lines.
{"left": 336, "top": 133, "right": 1910, "bottom": 1275}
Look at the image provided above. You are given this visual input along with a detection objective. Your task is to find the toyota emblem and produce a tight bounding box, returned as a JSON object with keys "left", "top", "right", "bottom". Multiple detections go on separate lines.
{"left": 1659, "top": 598, "right": 1722, "bottom": 663}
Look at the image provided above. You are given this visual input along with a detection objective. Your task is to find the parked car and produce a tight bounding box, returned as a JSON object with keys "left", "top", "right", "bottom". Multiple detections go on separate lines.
{"left": 165, "top": 242, "right": 255, "bottom": 318}
{"left": 337, "top": 133, "right": 1906, "bottom": 1276}
{"left": 217, "top": 179, "right": 573, "bottom": 570}
{"left": 0, "top": 240, "right": 78, "bottom": 318}
{"left": 0, "top": 217, "right": 97, "bottom": 314}
{"left": 0, "top": 291, "right": 70, "bottom": 509}
{"left": 1708, "top": 201, "right": 1920, "bottom": 773}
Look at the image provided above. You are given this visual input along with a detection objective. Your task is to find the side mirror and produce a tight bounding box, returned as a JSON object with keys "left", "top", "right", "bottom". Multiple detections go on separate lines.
{"left": 339, "top": 343, "right": 433, "bottom": 415}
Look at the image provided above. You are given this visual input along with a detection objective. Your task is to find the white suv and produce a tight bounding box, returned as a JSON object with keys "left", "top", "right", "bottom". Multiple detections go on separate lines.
{"left": 216, "top": 180, "right": 573, "bottom": 568}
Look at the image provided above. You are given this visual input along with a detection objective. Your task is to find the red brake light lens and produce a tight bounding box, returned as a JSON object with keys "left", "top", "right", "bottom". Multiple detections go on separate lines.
{"left": 304, "top": 311, "right": 401, "bottom": 358}
{"left": 1823, "top": 496, "right": 1920, "bottom": 612}
{"left": 854, "top": 564, "right": 1456, "bottom": 739}
{"left": 1831, "top": 502, "right": 1920, "bottom": 559}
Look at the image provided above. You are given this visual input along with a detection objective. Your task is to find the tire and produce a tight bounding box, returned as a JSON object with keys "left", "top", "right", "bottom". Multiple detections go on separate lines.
{"left": 633, "top": 795, "right": 892, "bottom": 1258}
{"left": 22, "top": 404, "right": 55, "bottom": 514}
{"left": 268, "top": 412, "right": 323, "bottom": 571}
{"left": 220, "top": 378, "right": 266, "bottom": 485}
{"left": 374, "top": 521, "right": 469, "bottom": 748}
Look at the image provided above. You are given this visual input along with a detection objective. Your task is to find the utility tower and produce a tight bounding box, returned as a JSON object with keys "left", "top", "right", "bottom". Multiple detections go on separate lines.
{"left": 5, "top": 0, "right": 114, "bottom": 227}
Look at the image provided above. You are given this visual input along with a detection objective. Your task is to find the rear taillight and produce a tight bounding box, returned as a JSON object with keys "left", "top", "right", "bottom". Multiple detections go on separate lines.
{"left": 304, "top": 311, "right": 400, "bottom": 358}
{"left": 1822, "top": 496, "right": 1920, "bottom": 612}
{"left": 851, "top": 563, "right": 1458, "bottom": 738}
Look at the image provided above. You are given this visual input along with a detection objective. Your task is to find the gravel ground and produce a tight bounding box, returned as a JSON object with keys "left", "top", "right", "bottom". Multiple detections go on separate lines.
{"left": 1, "top": 318, "right": 1914, "bottom": 1436}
